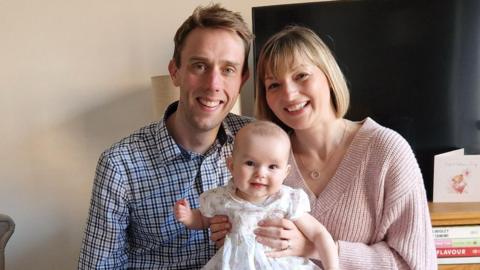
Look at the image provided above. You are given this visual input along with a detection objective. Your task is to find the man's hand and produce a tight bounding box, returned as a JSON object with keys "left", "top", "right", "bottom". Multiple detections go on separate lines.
{"left": 209, "top": 215, "right": 231, "bottom": 248}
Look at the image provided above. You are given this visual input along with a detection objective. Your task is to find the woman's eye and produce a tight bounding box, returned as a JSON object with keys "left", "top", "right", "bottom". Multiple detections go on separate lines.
{"left": 245, "top": 161, "right": 254, "bottom": 166}
{"left": 296, "top": 73, "right": 309, "bottom": 80}
{"left": 266, "top": 82, "right": 280, "bottom": 90}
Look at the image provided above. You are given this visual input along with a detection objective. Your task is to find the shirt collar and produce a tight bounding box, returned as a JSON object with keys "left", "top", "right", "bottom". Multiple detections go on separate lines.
{"left": 156, "top": 101, "right": 235, "bottom": 162}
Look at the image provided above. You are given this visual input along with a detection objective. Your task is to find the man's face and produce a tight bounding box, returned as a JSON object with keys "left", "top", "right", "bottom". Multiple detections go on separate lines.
{"left": 169, "top": 27, "right": 248, "bottom": 132}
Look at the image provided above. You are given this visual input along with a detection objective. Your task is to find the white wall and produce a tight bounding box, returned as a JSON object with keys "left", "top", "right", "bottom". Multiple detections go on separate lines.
{"left": 0, "top": 1, "right": 319, "bottom": 269}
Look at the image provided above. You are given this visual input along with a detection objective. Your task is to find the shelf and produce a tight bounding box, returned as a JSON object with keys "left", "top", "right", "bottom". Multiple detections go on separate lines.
{"left": 438, "top": 265, "right": 480, "bottom": 270}
{"left": 429, "top": 202, "right": 480, "bottom": 269}
{"left": 429, "top": 202, "right": 480, "bottom": 226}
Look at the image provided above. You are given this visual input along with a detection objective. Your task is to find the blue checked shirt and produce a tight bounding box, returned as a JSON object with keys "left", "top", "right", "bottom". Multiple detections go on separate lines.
{"left": 78, "top": 102, "right": 252, "bottom": 269}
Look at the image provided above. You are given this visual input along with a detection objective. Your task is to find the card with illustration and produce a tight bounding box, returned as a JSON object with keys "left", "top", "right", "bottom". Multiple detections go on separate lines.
{"left": 433, "top": 149, "right": 480, "bottom": 202}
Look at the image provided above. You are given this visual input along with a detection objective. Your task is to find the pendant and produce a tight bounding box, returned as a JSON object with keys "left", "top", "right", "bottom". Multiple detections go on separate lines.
{"left": 310, "top": 170, "right": 320, "bottom": 179}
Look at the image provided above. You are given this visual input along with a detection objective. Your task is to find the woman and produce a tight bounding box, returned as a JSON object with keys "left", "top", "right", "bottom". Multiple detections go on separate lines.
{"left": 212, "top": 26, "right": 437, "bottom": 269}
{"left": 253, "top": 25, "right": 436, "bottom": 269}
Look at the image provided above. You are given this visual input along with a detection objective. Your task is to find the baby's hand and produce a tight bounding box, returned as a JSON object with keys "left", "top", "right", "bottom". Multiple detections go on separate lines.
{"left": 173, "top": 198, "right": 192, "bottom": 224}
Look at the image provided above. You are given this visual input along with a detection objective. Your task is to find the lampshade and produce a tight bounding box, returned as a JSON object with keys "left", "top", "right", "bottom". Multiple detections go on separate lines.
{"left": 151, "top": 75, "right": 180, "bottom": 119}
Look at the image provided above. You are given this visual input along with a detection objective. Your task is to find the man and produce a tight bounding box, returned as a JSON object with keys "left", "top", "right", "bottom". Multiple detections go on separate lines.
{"left": 78, "top": 4, "right": 253, "bottom": 269}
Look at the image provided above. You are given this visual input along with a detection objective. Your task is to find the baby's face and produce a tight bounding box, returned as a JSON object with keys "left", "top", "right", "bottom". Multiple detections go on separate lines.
{"left": 229, "top": 133, "right": 290, "bottom": 203}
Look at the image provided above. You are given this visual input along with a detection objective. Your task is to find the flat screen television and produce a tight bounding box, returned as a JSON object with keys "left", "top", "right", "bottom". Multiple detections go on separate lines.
{"left": 252, "top": 0, "right": 480, "bottom": 201}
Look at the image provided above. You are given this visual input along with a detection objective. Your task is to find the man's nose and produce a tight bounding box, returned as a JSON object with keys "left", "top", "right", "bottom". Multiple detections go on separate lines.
{"left": 206, "top": 68, "right": 223, "bottom": 92}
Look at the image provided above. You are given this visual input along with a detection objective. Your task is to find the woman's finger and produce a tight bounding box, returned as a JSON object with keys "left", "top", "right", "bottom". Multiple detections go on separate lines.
{"left": 259, "top": 218, "right": 296, "bottom": 230}
{"left": 256, "top": 235, "right": 289, "bottom": 248}
{"left": 255, "top": 218, "right": 313, "bottom": 257}
{"left": 254, "top": 218, "right": 295, "bottom": 239}
{"left": 266, "top": 248, "right": 291, "bottom": 258}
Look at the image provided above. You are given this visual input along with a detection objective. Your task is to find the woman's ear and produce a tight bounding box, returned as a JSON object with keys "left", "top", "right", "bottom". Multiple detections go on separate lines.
{"left": 227, "top": 157, "right": 234, "bottom": 173}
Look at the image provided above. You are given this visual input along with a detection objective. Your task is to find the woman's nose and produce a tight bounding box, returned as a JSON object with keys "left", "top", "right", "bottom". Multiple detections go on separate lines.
{"left": 283, "top": 81, "right": 299, "bottom": 98}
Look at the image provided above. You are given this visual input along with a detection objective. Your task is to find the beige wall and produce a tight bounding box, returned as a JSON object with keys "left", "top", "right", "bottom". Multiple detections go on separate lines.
{"left": 0, "top": 1, "right": 319, "bottom": 269}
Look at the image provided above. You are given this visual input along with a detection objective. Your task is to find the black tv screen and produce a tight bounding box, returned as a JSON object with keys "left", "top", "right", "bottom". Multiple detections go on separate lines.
{"left": 252, "top": 0, "right": 480, "bottom": 201}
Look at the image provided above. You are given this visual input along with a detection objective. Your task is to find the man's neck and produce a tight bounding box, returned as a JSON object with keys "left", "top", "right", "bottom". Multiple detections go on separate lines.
{"left": 165, "top": 112, "right": 220, "bottom": 154}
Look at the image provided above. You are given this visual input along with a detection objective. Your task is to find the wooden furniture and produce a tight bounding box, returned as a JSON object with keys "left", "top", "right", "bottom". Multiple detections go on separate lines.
{"left": 429, "top": 202, "right": 480, "bottom": 270}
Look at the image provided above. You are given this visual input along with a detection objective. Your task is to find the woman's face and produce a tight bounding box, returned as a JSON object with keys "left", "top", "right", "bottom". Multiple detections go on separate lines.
{"left": 264, "top": 58, "right": 336, "bottom": 131}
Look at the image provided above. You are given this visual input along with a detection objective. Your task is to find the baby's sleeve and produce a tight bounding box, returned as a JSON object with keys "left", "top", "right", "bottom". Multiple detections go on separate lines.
{"left": 199, "top": 189, "right": 216, "bottom": 218}
{"left": 288, "top": 188, "right": 311, "bottom": 221}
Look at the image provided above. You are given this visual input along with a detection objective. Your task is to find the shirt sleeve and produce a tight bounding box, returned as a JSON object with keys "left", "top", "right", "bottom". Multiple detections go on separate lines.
{"left": 288, "top": 188, "right": 311, "bottom": 221}
{"left": 78, "top": 151, "right": 130, "bottom": 270}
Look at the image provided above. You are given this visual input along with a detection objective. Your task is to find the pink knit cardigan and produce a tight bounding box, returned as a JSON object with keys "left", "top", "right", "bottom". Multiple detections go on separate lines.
{"left": 286, "top": 118, "right": 437, "bottom": 269}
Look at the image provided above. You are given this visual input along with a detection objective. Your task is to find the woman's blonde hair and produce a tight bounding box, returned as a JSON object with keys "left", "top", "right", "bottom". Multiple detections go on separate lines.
{"left": 255, "top": 26, "right": 350, "bottom": 131}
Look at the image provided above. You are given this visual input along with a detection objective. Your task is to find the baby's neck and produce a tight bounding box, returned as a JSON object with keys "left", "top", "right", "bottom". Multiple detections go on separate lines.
{"left": 235, "top": 189, "right": 268, "bottom": 204}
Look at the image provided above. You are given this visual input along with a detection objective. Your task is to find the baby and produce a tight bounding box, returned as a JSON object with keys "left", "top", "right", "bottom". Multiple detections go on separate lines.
{"left": 174, "top": 121, "right": 339, "bottom": 270}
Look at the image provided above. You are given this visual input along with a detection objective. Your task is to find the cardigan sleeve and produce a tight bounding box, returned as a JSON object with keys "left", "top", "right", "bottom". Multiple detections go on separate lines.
{"left": 337, "top": 130, "right": 437, "bottom": 269}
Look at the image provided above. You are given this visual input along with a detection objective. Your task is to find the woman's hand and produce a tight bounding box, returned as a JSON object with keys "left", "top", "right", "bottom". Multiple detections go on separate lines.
{"left": 254, "top": 218, "right": 318, "bottom": 259}
{"left": 209, "top": 215, "right": 231, "bottom": 248}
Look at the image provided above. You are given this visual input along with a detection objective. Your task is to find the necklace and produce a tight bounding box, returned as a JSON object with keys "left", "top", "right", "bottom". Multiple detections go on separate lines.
{"left": 295, "top": 120, "right": 347, "bottom": 180}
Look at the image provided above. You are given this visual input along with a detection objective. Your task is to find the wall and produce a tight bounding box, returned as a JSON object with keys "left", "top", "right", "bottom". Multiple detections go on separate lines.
{"left": 0, "top": 0, "right": 319, "bottom": 269}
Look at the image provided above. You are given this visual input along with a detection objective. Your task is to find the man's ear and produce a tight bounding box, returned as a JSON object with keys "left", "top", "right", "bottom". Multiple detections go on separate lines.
{"left": 240, "top": 70, "right": 250, "bottom": 90}
{"left": 168, "top": 59, "right": 180, "bottom": 87}
{"left": 227, "top": 156, "right": 234, "bottom": 173}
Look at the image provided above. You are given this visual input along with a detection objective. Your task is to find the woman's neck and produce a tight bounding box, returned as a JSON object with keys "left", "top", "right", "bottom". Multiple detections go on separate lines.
{"left": 291, "top": 118, "right": 346, "bottom": 160}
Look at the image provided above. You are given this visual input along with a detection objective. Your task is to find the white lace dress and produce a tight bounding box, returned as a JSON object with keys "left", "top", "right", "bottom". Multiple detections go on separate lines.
{"left": 199, "top": 181, "right": 321, "bottom": 270}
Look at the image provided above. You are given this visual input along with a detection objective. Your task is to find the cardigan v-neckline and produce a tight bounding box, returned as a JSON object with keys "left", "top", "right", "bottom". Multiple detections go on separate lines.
{"left": 288, "top": 117, "right": 380, "bottom": 214}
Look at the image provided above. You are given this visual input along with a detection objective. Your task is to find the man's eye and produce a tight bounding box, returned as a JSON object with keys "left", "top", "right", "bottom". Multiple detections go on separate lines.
{"left": 193, "top": 63, "right": 207, "bottom": 72}
{"left": 224, "top": 67, "right": 236, "bottom": 75}
{"left": 245, "top": 161, "right": 254, "bottom": 166}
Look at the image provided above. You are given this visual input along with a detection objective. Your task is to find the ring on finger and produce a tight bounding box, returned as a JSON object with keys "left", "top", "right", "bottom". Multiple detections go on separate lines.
{"left": 282, "top": 239, "right": 291, "bottom": 251}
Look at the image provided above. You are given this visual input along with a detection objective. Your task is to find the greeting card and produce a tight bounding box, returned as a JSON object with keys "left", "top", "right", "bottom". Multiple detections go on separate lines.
{"left": 433, "top": 149, "right": 480, "bottom": 202}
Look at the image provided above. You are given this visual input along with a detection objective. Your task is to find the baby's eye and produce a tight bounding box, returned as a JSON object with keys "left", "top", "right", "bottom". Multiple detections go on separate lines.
{"left": 245, "top": 160, "right": 254, "bottom": 166}
{"left": 269, "top": 164, "right": 279, "bottom": 170}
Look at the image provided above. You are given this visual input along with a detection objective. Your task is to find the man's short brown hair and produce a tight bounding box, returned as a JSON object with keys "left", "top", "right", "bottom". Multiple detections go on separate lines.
{"left": 172, "top": 4, "right": 253, "bottom": 75}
